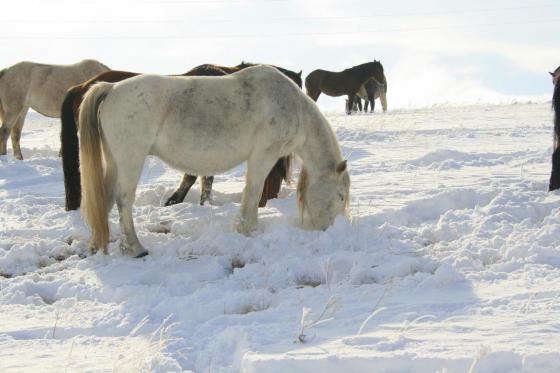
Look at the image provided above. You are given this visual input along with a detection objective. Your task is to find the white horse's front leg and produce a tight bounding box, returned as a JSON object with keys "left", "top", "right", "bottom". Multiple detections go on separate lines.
{"left": 0, "top": 106, "right": 27, "bottom": 158}
{"left": 234, "top": 156, "right": 277, "bottom": 235}
{"left": 0, "top": 115, "right": 16, "bottom": 156}
{"left": 10, "top": 108, "right": 28, "bottom": 160}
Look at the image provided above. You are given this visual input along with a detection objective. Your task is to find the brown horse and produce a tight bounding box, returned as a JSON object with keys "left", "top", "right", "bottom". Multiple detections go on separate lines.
{"left": 61, "top": 62, "right": 302, "bottom": 211}
{"left": 305, "top": 60, "right": 387, "bottom": 114}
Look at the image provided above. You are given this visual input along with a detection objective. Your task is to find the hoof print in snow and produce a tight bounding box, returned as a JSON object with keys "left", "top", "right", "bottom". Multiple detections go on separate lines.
{"left": 146, "top": 223, "right": 171, "bottom": 234}
{"left": 230, "top": 257, "right": 246, "bottom": 270}
{"left": 296, "top": 275, "right": 323, "bottom": 288}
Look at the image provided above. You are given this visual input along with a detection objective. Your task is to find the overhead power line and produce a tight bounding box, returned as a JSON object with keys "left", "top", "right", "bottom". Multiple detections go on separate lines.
{"left": 0, "top": 3, "right": 558, "bottom": 24}
{"left": 0, "top": 17, "right": 558, "bottom": 40}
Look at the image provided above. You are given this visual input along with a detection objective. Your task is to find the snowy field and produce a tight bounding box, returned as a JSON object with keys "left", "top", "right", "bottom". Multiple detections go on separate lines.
{"left": 1, "top": 103, "right": 560, "bottom": 372}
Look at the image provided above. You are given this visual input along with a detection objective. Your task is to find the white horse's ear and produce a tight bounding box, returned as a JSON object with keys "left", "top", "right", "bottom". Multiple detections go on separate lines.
{"left": 298, "top": 70, "right": 302, "bottom": 77}
{"left": 336, "top": 160, "right": 347, "bottom": 174}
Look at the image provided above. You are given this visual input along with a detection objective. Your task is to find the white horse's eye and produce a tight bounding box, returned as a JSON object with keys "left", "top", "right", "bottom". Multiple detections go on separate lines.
{"left": 338, "top": 193, "right": 345, "bottom": 201}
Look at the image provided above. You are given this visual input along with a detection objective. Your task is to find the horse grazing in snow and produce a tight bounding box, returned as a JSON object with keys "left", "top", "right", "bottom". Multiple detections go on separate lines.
{"left": 61, "top": 62, "right": 302, "bottom": 211}
{"left": 0, "top": 59, "right": 109, "bottom": 159}
{"left": 305, "top": 60, "right": 387, "bottom": 115}
{"left": 78, "top": 66, "right": 349, "bottom": 257}
{"left": 549, "top": 66, "right": 560, "bottom": 191}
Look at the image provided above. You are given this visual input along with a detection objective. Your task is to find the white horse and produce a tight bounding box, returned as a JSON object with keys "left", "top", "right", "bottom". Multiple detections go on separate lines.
{"left": 78, "top": 65, "right": 350, "bottom": 257}
{"left": 0, "top": 59, "right": 109, "bottom": 159}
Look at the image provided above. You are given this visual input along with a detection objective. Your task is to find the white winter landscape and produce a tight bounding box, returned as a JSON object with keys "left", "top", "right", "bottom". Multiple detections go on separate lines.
{"left": 1, "top": 102, "right": 560, "bottom": 372}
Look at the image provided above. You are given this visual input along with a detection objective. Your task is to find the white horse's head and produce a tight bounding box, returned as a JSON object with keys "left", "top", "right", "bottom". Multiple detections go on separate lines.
{"left": 298, "top": 160, "right": 350, "bottom": 230}
{"left": 550, "top": 66, "right": 560, "bottom": 85}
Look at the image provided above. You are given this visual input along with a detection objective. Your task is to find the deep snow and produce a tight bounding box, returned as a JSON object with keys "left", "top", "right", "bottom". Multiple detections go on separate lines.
{"left": 1, "top": 103, "right": 560, "bottom": 372}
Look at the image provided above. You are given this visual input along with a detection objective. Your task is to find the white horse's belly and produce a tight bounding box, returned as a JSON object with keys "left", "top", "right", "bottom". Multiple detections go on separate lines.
{"left": 153, "top": 135, "right": 252, "bottom": 175}
{"left": 151, "top": 121, "right": 257, "bottom": 175}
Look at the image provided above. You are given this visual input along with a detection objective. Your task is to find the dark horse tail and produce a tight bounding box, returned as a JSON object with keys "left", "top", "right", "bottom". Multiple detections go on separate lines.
{"left": 60, "top": 85, "right": 83, "bottom": 210}
{"left": 259, "top": 155, "right": 292, "bottom": 207}
{"left": 549, "top": 82, "right": 560, "bottom": 191}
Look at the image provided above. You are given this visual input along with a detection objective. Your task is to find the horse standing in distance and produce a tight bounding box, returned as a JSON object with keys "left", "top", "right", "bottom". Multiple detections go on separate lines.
{"left": 78, "top": 66, "right": 349, "bottom": 257}
{"left": 305, "top": 60, "right": 387, "bottom": 114}
{"left": 0, "top": 59, "right": 109, "bottom": 159}
{"left": 548, "top": 66, "right": 560, "bottom": 191}
{"left": 348, "top": 77, "right": 388, "bottom": 113}
{"left": 61, "top": 62, "right": 302, "bottom": 211}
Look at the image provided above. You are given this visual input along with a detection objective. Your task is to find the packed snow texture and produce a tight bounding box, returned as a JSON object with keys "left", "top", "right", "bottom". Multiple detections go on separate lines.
{"left": 1, "top": 103, "right": 559, "bottom": 372}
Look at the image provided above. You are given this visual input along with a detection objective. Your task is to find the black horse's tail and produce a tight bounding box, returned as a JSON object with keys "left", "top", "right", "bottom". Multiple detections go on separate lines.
{"left": 259, "top": 155, "right": 292, "bottom": 207}
{"left": 549, "top": 82, "right": 560, "bottom": 191}
{"left": 61, "top": 85, "right": 83, "bottom": 210}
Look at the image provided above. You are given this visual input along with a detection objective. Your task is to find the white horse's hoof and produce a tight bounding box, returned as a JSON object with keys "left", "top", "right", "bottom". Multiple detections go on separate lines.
{"left": 233, "top": 216, "right": 255, "bottom": 236}
{"left": 134, "top": 250, "right": 149, "bottom": 258}
{"left": 119, "top": 240, "right": 148, "bottom": 258}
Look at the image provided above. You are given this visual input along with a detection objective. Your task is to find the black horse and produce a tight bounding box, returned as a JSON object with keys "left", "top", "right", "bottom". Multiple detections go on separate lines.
{"left": 549, "top": 66, "right": 560, "bottom": 191}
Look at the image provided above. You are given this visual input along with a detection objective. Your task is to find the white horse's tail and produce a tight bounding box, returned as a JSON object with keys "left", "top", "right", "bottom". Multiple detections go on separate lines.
{"left": 79, "top": 82, "right": 112, "bottom": 251}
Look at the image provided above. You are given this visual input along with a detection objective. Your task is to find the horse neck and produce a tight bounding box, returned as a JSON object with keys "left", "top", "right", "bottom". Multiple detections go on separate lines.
{"left": 297, "top": 111, "right": 342, "bottom": 177}
{"left": 350, "top": 64, "right": 377, "bottom": 82}
{"left": 554, "top": 82, "right": 560, "bottom": 149}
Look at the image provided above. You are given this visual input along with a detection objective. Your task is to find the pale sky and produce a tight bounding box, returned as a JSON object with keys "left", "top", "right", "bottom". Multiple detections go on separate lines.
{"left": 1, "top": 0, "right": 559, "bottom": 110}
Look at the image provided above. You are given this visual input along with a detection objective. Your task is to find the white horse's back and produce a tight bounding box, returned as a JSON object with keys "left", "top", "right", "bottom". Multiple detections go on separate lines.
{"left": 100, "top": 67, "right": 306, "bottom": 175}
{"left": 1, "top": 60, "right": 108, "bottom": 117}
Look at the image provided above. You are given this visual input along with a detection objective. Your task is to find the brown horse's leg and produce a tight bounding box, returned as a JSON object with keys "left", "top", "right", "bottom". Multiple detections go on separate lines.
{"left": 165, "top": 174, "right": 197, "bottom": 206}
{"left": 346, "top": 94, "right": 356, "bottom": 115}
{"left": 366, "top": 87, "right": 376, "bottom": 113}
{"left": 200, "top": 176, "right": 214, "bottom": 205}
{"left": 259, "top": 157, "right": 290, "bottom": 207}
{"left": 355, "top": 97, "right": 362, "bottom": 112}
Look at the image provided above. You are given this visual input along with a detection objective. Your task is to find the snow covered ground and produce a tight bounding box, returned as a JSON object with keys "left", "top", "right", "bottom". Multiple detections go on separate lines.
{"left": 1, "top": 103, "right": 560, "bottom": 372}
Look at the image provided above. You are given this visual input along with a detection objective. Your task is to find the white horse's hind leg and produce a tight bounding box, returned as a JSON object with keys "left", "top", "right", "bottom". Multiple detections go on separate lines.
{"left": 10, "top": 107, "right": 28, "bottom": 160}
{"left": 235, "top": 154, "right": 279, "bottom": 235}
{"left": 114, "top": 160, "right": 148, "bottom": 257}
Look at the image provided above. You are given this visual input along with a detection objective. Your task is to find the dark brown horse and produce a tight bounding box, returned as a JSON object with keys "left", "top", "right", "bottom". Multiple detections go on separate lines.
{"left": 549, "top": 66, "right": 560, "bottom": 191}
{"left": 61, "top": 62, "right": 302, "bottom": 211}
{"left": 305, "top": 60, "right": 387, "bottom": 114}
